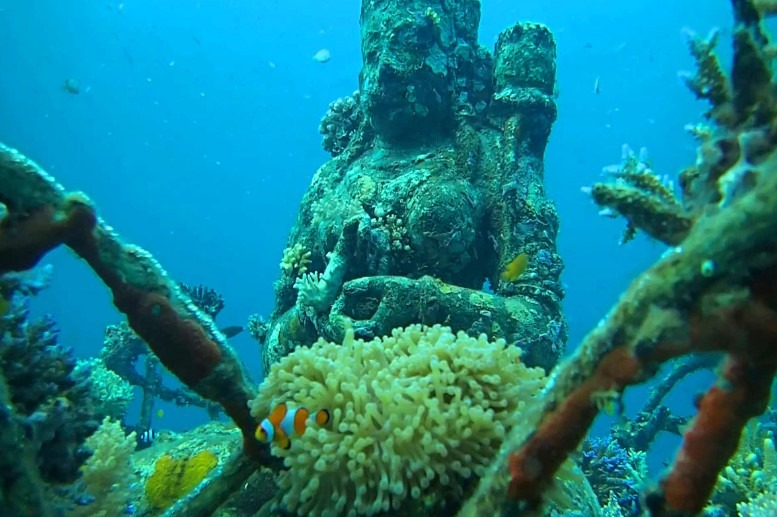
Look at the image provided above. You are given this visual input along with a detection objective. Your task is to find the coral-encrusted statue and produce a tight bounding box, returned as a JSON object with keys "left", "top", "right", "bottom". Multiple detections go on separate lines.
{"left": 260, "top": 0, "right": 567, "bottom": 374}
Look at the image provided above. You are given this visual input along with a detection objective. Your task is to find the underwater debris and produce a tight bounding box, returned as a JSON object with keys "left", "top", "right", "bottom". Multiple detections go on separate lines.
{"left": 0, "top": 143, "right": 277, "bottom": 468}
{"left": 101, "top": 321, "right": 210, "bottom": 432}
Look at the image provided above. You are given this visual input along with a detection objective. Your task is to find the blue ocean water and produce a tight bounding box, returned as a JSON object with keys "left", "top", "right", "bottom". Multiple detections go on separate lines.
{"left": 0, "top": 0, "right": 740, "bottom": 474}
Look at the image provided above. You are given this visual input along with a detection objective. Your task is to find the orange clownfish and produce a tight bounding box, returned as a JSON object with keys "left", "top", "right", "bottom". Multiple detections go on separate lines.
{"left": 255, "top": 404, "right": 330, "bottom": 449}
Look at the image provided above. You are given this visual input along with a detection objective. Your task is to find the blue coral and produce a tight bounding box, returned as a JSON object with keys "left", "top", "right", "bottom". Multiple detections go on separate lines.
{"left": 579, "top": 436, "right": 646, "bottom": 516}
{"left": 0, "top": 267, "right": 100, "bottom": 484}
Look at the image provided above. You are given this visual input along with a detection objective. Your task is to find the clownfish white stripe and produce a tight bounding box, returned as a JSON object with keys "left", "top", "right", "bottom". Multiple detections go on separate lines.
{"left": 259, "top": 419, "right": 274, "bottom": 442}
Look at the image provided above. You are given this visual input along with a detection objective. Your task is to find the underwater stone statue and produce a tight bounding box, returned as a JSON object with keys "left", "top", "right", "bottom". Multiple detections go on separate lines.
{"left": 261, "top": 0, "right": 567, "bottom": 373}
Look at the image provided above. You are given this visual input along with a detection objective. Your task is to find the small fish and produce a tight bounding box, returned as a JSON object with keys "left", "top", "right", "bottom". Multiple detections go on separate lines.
{"left": 593, "top": 76, "right": 601, "bottom": 95}
{"left": 256, "top": 404, "right": 330, "bottom": 449}
{"left": 220, "top": 325, "right": 244, "bottom": 338}
{"left": 500, "top": 253, "right": 529, "bottom": 283}
{"left": 312, "top": 48, "right": 331, "bottom": 63}
{"left": 137, "top": 427, "right": 158, "bottom": 449}
{"left": 63, "top": 78, "right": 81, "bottom": 95}
{"left": 156, "top": 409, "right": 164, "bottom": 419}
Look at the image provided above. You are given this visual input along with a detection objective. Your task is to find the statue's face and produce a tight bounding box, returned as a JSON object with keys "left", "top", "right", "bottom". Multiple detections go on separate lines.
{"left": 359, "top": 4, "right": 451, "bottom": 142}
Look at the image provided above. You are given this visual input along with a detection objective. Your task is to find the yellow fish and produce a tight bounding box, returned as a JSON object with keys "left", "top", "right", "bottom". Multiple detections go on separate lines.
{"left": 156, "top": 409, "right": 164, "bottom": 419}
{"left": 255, "top": 403, "right": 330, "bottom": 450}
{"left": 501, "top": 253, "right": 529, "bottom": 282}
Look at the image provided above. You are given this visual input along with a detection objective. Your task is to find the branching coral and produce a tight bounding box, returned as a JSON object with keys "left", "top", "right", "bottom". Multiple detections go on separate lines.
{"left": 249, "top": 324, "right": 549, "bottom": 516}
{"left": 0, "top": 268, "right": 99, "bottom": 485}
{"left": 680, "top": 28, "right": 731, "bottom": 112}
{"left": 586, "top": 0, "right": 777, "bottom": 246}
{"left": 707, "top": 421, "right": 777, "bottom": 513}
{"left": 179, "top": 283, "right": 225, "bottom": 319}
{"left": 578, "top": 437, "right": 648, "bottom": 515}
{"left": 586, "top": 145, "right": 691, "bottom": 245}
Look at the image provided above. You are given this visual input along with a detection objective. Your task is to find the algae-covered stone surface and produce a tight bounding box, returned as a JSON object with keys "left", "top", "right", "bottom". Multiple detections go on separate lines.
{"left": 262, "top": 0, "right": 566, "bottom": 374}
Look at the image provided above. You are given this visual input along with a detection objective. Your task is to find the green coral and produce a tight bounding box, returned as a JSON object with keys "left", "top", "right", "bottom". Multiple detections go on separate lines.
{"left": 280, "top": 243, "right": 312, "bottom": 277}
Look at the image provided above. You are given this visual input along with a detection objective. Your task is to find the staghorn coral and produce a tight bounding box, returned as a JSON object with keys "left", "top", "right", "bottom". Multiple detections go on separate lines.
{"left": 586, "top": 0, "right": 777, "bottom": 247}
{"left": 679, "top": 28, "right": 731, "bottom": 113}
{"left": 585, "top": 144, "right": 692, "bottom": 245}
{"left": 579, "top": 436, "right": 647, "bottom": 516}
{"left": 249, "top": 324, "right": 548, "bottom": 516}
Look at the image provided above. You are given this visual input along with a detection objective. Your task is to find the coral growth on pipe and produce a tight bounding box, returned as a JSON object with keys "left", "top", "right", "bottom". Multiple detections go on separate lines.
{"left": 458, "top": 1, "right": 777, "bottom": 515}
{"left": 0, "top": 146, "right": 277, "bottom": 467}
